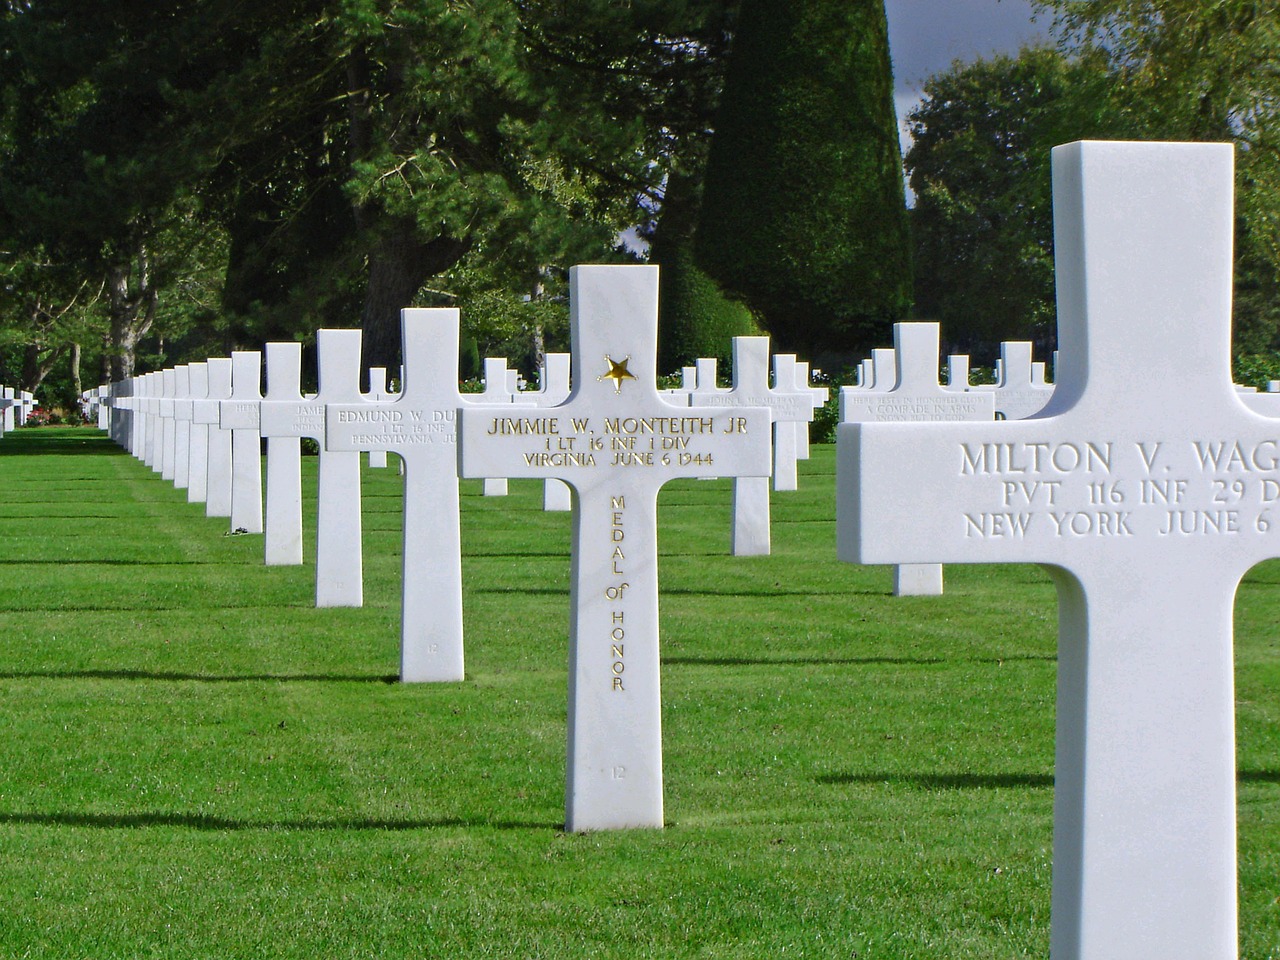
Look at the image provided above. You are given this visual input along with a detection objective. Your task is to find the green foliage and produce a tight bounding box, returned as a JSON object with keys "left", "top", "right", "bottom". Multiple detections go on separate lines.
{"left": 1233, "top": 351, "right": 1280, "bottom": 389}
{"left": 0, "top": 432, "right": 1278, "bottom": 956}
{"left": 654, "top": 238, "right": 759, "bottom": 375}
{"left": 695, "top": 0, "right": 911, "bottom": 359}
{"left": 1030, "top": 0, "right": 1280, "bottom": 355}
{"left": 906, "top": 47, "right": 1123, "bottom": 355}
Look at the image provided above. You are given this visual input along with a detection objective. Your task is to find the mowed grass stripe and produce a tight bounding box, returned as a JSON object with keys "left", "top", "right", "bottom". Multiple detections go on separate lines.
{"left": 0, "top": 426, "right": 1273, "bottom": 959}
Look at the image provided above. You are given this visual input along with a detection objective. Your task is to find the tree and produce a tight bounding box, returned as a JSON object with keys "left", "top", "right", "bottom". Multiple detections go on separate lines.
{"left": 1033, "top": 0, "right": 1280, "bottom": 355}
{"left": 905, "top": 47, "right": 1122, "bottom": 353}
{"left": 694, "top": 0, "right": 911, "bottom": 362}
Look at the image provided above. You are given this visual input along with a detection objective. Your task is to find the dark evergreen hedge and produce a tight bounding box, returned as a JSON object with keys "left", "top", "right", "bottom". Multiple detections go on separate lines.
{"left": 694, "top": 0, "right": 911, "bottom": 360}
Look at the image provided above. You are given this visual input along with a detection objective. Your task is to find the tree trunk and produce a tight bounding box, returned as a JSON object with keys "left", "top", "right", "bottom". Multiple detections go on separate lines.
{"left": 70, "top": 342, "right": 82, "bottom": 398}
{"left": 358, "top": 217, "right": 468, "bottom": 377}
{"left": 106, "top": 247, "right": 157, "bottom": 381}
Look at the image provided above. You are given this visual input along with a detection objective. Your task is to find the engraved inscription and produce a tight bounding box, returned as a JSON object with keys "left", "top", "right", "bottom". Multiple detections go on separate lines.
{"left": 957, "top": 438, "right": 1280, "bottom": 539}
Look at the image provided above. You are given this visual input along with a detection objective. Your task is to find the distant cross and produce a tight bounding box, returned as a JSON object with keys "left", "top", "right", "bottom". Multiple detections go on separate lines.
{"left": 326, "top": 310, "right": 470, "bottom": 681}
{"left": 185, "top": 363, "right": 210, "bottom": 505}
{"left": 692, "top": 336, "right": 811, "bottom": 555}
{"left": 522, "top": 353, "right": 573, "bottom": 511}
{"left": 841, "top": 322, "right": 995, "bottom": 596}
{"left": 259, "top": 342, "right": 308, "bottom": 567}
{"left": 839, "top": 141, "right": 1254, "bottom": 958}
{"left": 262, "top": 330, "right": 366, "bottom": 606}
{"left": 196, "top": 359, "right": 233, "bottom": 519}
{"left": 471, "top": 356, "right": 523, "bottom": 496}
{"left": 989, "top": 341, "right": 1054, "bottom": 420}
{"left": 459, "top": 265, "right": 772, "bottom": 832}
{"left": 159, "top": 368, "right": 177, "bottom": 481}
{"left": 172, "top": 365, "right": 192, "bottom": 490}
{"left": 365, "top": 366, "right": 394, "bottom": 469}
{"left": 220, "top": 351, "right": 264, "bottom": 535}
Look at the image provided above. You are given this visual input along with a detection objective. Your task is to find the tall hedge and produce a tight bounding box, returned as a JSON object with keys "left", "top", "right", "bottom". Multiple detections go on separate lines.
{"left": 694, "top": 0, "right": 911, "bottom": 359}
{"left": 653, "top": 167, "right": 759, "bottom": 374}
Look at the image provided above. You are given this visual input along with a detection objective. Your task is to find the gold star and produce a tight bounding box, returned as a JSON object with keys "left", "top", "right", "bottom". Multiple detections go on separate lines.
{"left": 598, "top": 354, "right": 638, "bottom": 393}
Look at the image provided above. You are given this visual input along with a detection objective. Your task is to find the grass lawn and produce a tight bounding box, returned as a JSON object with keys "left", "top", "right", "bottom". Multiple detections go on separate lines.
{"left": 0, "top": 425, "right": 1276, "bottom": 958}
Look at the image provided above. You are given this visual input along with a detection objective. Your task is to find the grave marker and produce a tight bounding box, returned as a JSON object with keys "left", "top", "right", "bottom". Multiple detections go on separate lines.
{"left": 220, "top": 352, "right": 264, "bottom": 534}
{"left": 523, "top": 353, "right": 573, "bottom": 511}
{"left": 459, "top": 265, "right": 771, "bottom": 831}
{"left": 841, "top": 322, "right": 995, "bottom": 595}
{"left": 185, "top": 363, "right": 210, "bottom": 504}
{"left": 989, "top": 341, "right": 1054, "bottom": 420}
{"left": 366, "top": 366, "right": 393, "bottom": 468}
{"left": 260, "top": 343, "right": 308, "bottom": 567}
{"left": 172, "top": 365, "right": 192, "bottom": 490}
{"left": 326, "top": 312, "right": 467, "bottom": 679}
{"left": 263, "top": 330, "right": 365, "bottom": 605}
{"left": 839, "top": 140, "right": 1250, "bottom": 958}
{"left": 197, "top": 359, "right": 234, "bottom": 518}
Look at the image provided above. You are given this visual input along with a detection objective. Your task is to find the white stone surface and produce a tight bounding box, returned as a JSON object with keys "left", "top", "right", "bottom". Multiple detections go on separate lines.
{"left": 365, "top": 366, "right": 394, "bottom": 468}
{"left": 172, "top": 365, "right": 192, "bottom": 490}
{"left": 459, "top": 264, "right": 772, "bottom": 832}
{"left": 221, "top": 351, "right": 264, "bottom": 534}
{"left": 524, "top": 353, "right": 573, "bottom": 511}
{"left": 473, "top": 356, "right": 518, "bottom": 496}
{"left": 160, "top": 368, "right": 177, "bottom": 481}
{"left": 198, "top": 358, "right": 234, "bottom": 518}
{"left": 327, "top": 312, "right": 469, "bottom": 680}
{"left": 841, "top": 323, "right": 996, "bottom": 596}
{"left": 260, "top": 343, "right": 307, "bottom": 567}
{"left": 946, "top": 354, "right": 972, "bottom": 390}
{"left": 694, "top": 337, "right": 812, "bottom": 555}
{"left": 839, "top": 140, "right": 1247, "bottom": 959}
{"left": 263, "top": 330, "right": 365, "bottom": 607}
{"left": 990, "top": 341, "right": 1054, "bottom": 420}
{"left": 186, "top": 363, "right": 209, "bottom": 504}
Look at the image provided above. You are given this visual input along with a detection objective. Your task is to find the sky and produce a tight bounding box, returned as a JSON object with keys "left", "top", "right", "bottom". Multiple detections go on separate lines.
{"left": 884, "top": 0, "right": 1049, "bottom": 151}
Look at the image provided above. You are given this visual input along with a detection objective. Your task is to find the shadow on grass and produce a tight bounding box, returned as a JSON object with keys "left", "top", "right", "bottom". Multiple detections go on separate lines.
{"left": 821, "top": 770, "right": 1280, "bottom": 789}
{"left": 0, "top": 669, "right": 399, "bottom": 684}
{"left": 664, "top": 654, "right": 1056, "bottom": 668}
{"left": 0, "top": 433, "right": 122, "bottom": 456}
{"left": 470, "top": 586, "right": 889, "bottom": 598}
{"left": 0, "top": 811, "right": 556, "bottom": 831}
{"left": 819, "top": 772, "right": 1055, "bottom": 790}
{"left": 0, "top": 559, "right": 237, "bottom": 566}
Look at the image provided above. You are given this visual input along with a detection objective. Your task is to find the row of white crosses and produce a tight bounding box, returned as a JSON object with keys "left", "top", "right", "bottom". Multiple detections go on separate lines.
{"left": 0, "top": 387, "right": 36, "bottom": 433}
{"left": 840, "top": 141, "right": 1256, "bottom": 959}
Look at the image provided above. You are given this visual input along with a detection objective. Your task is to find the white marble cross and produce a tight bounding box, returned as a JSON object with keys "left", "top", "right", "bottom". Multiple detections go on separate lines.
{"left": 839, "top": 141, "right": 1255, "bottom": 958}
{"left": 841, "top": 322, "right": 996, "bottom": 596}
{"left": 472, "top": 357, "right": 521, "bottom": 496}
{"left": 172, "top": 365, "right": 192, "bottom": 490}
{"left": 946, "top": 354, "right": 972, "bottom": 390}
{"left": 365, "top": 366, "right": 394, "bottom": 469}
{"left": 783, "top": 357, "right": 828, "bottom": 478}
{"left": 840, "top": 347, "right": 897, "bottom": 418}
{"left": 220, "top": 351, "right": 264, "bottom": 534}
{"left": 522, "top": 353, "right": 573, "bottom": 511}
{"left": 459, "top": 265, "right": 772, "bottom": 832}
{"left": 260, "top": 342, "right": 308, "bottom": 567}
{"left": 159, "top": 368, "right": 177, "bottom": 480}
{"left": 185, "top": 363, "right": 209, "bottom": 505}
{"left": 196, "top": 358, "right": 233, "bottom": 518}
{"left": 989, "top": 341, "right": 1054, "bottom": 420}
{"left": 326, "top": 311, "right": 468, "bottom": 680}
{"left": 693, "top": 337, "right": 812, "bottom": 555}
{"left": 263, "top": 330, "right": 365, "bottom": 606}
